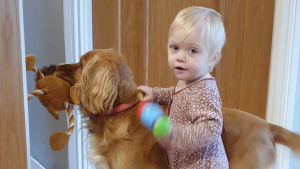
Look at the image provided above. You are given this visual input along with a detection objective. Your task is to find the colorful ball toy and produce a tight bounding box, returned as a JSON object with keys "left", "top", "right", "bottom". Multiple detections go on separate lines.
{"left": 137, "top": 101, "right": 171, "bottom": 137}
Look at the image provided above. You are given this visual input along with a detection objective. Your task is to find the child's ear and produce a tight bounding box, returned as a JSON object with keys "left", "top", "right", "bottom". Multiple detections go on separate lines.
{"left": 209, "top": 52, "right": 221, "bottom": 68}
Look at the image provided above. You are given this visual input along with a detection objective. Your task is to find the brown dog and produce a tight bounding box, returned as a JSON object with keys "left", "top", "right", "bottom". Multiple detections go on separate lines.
{"left": 55, "top": 49, "right": 300, "bottom": 169}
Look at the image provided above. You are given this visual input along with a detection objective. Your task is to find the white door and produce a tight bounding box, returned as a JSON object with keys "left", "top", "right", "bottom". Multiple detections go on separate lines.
{"left": 23, "top": 0, "right": 94, "bottom": 168}
{"left": 23, "top": 0, "right": 68, "bottom": 168}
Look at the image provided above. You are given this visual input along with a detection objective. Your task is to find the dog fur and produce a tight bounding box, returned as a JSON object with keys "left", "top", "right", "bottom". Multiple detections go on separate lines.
{"left": 55, "top": 49, "right": 300, "bottom": 169}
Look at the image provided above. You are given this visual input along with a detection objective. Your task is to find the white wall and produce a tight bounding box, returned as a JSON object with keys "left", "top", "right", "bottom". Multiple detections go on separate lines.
{"left": 289, "top": 47, "right": 300, "bottom": 168}
{"left": 23, "top": 0, "right": 68, "bottom": 169}
{"left": 288, "top": 0, "right": 300, "bottom": 168}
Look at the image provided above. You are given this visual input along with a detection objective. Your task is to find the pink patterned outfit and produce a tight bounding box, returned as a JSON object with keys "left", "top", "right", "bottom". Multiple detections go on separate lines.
{"left": 152, "top": 78, "right": 229, "bottom": 169}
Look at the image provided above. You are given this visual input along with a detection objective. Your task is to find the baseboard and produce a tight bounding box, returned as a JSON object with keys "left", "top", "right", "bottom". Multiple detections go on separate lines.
{"left": 31, "top": 157, "right": 46, "bottom": 169}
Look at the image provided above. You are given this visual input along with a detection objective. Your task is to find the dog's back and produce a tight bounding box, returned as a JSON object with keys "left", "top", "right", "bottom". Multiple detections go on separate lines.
{"left": 222, "top": 107, "right": 300, "bottom": 169}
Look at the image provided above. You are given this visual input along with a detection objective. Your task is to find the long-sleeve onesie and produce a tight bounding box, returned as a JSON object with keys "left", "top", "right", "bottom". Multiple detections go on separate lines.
{"left": 152, "top": 78, "right": 229, "bottom": 169}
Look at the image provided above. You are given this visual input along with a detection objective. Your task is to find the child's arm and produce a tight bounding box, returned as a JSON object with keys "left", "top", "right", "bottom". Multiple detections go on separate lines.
{"left": 152, "top": 86, "right": 175, "bottom": 104}
{"left": 170, "top": 87, "right": 223, "bottom": 151}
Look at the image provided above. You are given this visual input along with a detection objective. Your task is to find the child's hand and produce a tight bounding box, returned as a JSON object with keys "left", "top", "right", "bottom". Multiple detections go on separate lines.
{"left": 157, "top": 127, "right": 173, "bottom": 149}
{"left": 158, "top": 137, "right": 171, "bottom": 149}
{"left": 157, "top": 131, "right": 173, "bottom": 149}
{"left": 137, "top": 86, "right": 153, "bottom": 102}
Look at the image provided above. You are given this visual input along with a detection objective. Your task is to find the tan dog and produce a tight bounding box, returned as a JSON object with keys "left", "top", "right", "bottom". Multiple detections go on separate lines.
{"left": 55, "top": 49, "right": 300, "bottom": 169}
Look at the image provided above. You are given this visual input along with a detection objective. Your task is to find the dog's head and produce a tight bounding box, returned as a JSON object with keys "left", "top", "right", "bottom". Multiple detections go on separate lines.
{"left": 54, "top": 50, "right": 96, "bottom": 85}
{"left": 55, "top": 49, "right": 138, "bottom": 116}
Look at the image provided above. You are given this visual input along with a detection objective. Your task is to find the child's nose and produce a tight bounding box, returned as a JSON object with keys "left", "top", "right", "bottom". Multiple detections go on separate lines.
{"left": 176, "top": 52, "right": 186, "bottom": 62}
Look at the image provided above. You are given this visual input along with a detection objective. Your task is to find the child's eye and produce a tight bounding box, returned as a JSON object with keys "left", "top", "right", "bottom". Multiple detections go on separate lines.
{"left": 188, "top": 49, "right": 197, "bottom": 54}
{"left": 170, "top": 46, "right": 179, "bottom": 51}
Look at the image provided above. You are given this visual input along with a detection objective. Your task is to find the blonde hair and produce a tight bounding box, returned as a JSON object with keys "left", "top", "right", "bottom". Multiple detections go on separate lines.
{"left": 169, "top": 6, "right": 226, "bottom": 70}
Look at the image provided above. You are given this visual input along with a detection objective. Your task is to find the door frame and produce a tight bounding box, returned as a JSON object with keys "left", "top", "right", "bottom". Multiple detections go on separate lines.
{"left": 64, "top": 0, "right": 300, "bottom": 169}
{"left": 63, "top": 0, "right": 93, "bottom": 169}
{"left": 19, "top": 0, "right": 32, "bottom": 168}
{"left": 266, "top": 0, "right": 300, "bottom": 168}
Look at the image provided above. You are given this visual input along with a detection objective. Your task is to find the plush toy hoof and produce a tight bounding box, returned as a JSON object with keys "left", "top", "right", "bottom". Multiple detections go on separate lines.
{"left": 49, "top": 132, "right": 70, "bottom": 151}
{"left": 51, "top": 113, "right": 59, "bottom": 120}
{"left": 25, "top": 54, "right": 36, "bottom": 72}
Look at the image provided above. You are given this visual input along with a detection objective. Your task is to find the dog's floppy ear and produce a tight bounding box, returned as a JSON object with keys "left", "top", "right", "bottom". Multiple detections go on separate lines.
{"left": 70, "top": 86, "right": 81, "bottom": 105}
{"left": 73, "top": 54, "right": 120, "bottom": 115}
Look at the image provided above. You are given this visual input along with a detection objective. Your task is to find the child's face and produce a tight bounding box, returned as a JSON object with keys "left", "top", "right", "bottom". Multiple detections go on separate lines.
{"left": 167, "top": 27, "right": 213, "bottom": 85}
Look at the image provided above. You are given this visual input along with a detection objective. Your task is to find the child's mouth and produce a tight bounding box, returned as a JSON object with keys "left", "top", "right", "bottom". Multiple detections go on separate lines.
{"left": 175, "top": 66, "right": 186, "bottom": 70}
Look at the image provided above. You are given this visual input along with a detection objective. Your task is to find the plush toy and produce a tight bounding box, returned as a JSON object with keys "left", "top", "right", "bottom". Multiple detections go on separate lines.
{"left": 26, "top": 54, "right": 75, "bottom": 151}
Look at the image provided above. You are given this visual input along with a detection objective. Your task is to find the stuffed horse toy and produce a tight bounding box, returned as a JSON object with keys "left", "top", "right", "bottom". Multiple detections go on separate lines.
{"left": 26, "top": 54, "right": 75, "bottom": 151}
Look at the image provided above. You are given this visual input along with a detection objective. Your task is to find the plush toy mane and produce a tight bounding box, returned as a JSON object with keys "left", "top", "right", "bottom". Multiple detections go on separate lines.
{"left": 34, "top": 64, "right": 57, "bottom": 82}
